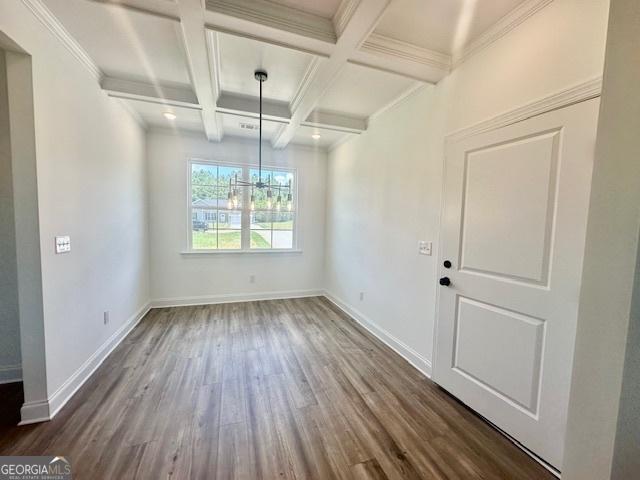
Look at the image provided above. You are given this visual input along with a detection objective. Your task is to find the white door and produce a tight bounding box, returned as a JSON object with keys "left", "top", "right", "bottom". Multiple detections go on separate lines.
{"left": 433, "top": 99, "right": 600, "bottom": 470}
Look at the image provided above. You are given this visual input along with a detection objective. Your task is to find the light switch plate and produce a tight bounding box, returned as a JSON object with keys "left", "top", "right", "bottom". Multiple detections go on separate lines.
{"left": 419, "top": 240, "right": 432, "bottom": 256}
{"left": 55, "top": 236, "right": 71, "bottom": 254}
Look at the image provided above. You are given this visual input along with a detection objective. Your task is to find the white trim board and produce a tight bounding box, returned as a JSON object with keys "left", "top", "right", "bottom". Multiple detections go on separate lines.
{"left": 447, "top": 76, "right": 603, "bottom": 143}
{"left": 323, "top": 291, "right": 433, "bottom": 378}
{"left": 0, "top": 364, "right": 23, "bottom": 384}
{"left": 452, "top": 0, "right": 554, "bottom": 68}
{"left": 19, "top": 302, "right": 152, "bottom": 425}
{"left": 20, "top": 0, "right": 102, "bottom": 81}
{"left": 151, "top": 289, "right": 324, "bottom": 308}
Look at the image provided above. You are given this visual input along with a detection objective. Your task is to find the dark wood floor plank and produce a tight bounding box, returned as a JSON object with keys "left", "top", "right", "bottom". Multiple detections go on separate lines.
{"left": 0, "top": 297, "right": 555, "bottom": 480}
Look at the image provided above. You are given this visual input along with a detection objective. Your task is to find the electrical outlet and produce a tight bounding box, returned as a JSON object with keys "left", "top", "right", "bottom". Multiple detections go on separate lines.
{"left": 103, "top": 311, "right": 110, "bottom": 325}
{"left": 419, "top": 240, "right": 432, "bottom": 256}
{"left": 249, "top": 275, "right": 255, "bottom": 284}
{"left": 359, "top": 292, "right": 365, "bottom": 301}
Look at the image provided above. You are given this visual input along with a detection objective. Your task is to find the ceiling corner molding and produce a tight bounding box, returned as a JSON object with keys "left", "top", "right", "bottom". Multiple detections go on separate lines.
{"left": 116, "top": 98, "right": 148, "bottom": 131}
{"left": 452, "top": 0, "right": 553, "bottom": 68}
{"left": 333, "top": 0, "right": 360, "bottom": 38}
{"left": 206, "top": 0, "right": 337, "bottom": 44}
{"left": 447, "top": 76, "right": 603, "bottom": 142}
{"left": 361, "top": 33, "right": 451, "bottom": 71}
{"left": 20, "top": 0, "right": 102, "bottom": 81}
{"left": 327, "top": 132, "right": 355, "bottom": 153}
{"left": 367, "top": 81, "right": 427, "bottom": 124}
{"left": 290, "top": 57, "right": 322, "bottom": 113}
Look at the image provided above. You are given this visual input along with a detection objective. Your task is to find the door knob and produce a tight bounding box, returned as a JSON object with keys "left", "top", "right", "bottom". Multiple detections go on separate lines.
{"left": 439, "top": 276, "right": 451, "bottom": 286}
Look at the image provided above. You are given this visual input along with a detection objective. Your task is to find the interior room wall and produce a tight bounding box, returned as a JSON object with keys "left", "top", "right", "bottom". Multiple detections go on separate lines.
{"left": 562, "top": 0, "right": 640, "bottom": 478}
{"left": 325, "top": 0, "right": 609, "bottom": 372}
{"left": 147, "top": 131, "right": 326, "bottom": 304}
{"left": 0, "top": 49, "right": 22, "bottom": 384}
{"left": 1, "top": 0, "right": 150, "bottom": 414}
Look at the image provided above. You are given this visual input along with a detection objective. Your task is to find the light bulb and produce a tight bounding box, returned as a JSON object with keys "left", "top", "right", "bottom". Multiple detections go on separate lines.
{"left": 250, "top": 193, "right": 255, "bottom": 211}
{"left": 286, "top": 193, "right": 292, "bottom": 211}
{"left": 266, "top": 190, "right": 273, "bottom": 209}
{"left": 276, "top": 195, "right": 282, "bottom": 211}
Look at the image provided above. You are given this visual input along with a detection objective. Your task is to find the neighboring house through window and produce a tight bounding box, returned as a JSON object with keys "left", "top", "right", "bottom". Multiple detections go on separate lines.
{"left": 189, "top": 160, "right": 297, "bottom": 251}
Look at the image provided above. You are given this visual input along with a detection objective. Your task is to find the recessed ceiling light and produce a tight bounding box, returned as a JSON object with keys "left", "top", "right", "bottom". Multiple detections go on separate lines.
{"left": 163, "top": 112, "right": 177, "bottom": 120}
{"left": 312, "top": 133, "right": 321, "bottom": 140}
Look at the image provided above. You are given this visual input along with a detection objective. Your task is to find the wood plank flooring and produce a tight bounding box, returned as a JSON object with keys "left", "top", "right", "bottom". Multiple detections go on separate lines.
{"left": 0, "top": 297, "right": 554, "bottom": 479}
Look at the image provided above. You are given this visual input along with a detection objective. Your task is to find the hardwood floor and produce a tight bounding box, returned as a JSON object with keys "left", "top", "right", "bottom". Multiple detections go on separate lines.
{"left": 0, "top": 297, "right": 554, "bottom": 479}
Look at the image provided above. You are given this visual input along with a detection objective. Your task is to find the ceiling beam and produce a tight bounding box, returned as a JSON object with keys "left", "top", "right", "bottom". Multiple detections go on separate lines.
{"left": 204, "top": 0, "right": 334, "bottom": 58}
{"left": 271, "top": 0, "right": 391, "bottom": 149}
{"left": 302, "top": 110, "right": 365, "bottom": 134}
{"left": 177, "top": 0, "right": 223, "bottom": 141}
{"left": 216, "top": 93, "right": 290, "bottom": 123}
{"left": 353, "top": 33, "right": 450, "bottom": 83}
{"left": 101, "top": 76, "right": 201, "bottom": 109}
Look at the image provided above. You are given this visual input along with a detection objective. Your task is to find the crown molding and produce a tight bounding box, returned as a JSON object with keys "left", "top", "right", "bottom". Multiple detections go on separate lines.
{"left": 452, "top": 0, "right": 553, "bottom": 68}
{"left": 368, "top": 81, "right": 427, "bottom": 124}
{"left": 116, "top": 99, "right": 148, "bottom": 130}
{"left": 361, "top": 33, "right": 451, "bottom": 71}
{"left": 333, "top": 0, "right": 360, "bottom": 38}
{"left": 20, "top": 0, "right": 102, "bottom": 81}
{"left": 206, "top": 0, "right": 337, "bottom": 44}
{"left": 447, "top": 76, "right": 603, "bottom": 142}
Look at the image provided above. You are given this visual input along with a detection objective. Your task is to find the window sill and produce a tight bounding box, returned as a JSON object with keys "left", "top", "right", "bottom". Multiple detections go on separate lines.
{"left": 180, "top": 249, "right": 303, "bottom": 255}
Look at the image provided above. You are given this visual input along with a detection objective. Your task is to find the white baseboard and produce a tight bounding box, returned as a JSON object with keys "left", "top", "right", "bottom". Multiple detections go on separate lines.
{"left": 20, "top": 302, "right": 152, "bottom": 425}
{"left": 19, "top": 400, "right": 50, "bottom": 425}
{"left": 151, "top": 289, "right": 324, "bottom": 308}
{"left": 0, "top": 364, "right": 22, "bottom": 384}
{"left": 323, "top": 291, "right": 432, "bottom": 378}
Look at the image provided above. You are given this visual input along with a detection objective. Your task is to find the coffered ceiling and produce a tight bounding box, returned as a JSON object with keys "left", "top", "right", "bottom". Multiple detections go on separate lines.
{"left": 39, "top": 0, "right": 543, "bottom": 150}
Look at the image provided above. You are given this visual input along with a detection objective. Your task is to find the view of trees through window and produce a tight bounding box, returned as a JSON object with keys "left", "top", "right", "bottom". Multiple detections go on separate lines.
{"left": 190, "top": 162, "right": 295, "bottom": 250}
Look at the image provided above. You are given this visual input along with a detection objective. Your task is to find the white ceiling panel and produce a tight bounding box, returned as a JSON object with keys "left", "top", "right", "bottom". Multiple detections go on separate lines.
{"left": 374, "top": 0, "right": 527, "bottom": 54}
{"left": 291, "top": 125, "right": 353, "bottom": 149}
{"left": 123, "top": 99, "right": 204, "bottom": 132}
{"left": 267, "top": 0, "right": 342, "bottom": 19}
{"left": 216, "top": 32, "right": 317, "bottom": 104}
{"left": 43, "top": 0, "right": 191, "bottom": 87}
{"left": 316, "top": 63, "right": 417, "bottom": 119}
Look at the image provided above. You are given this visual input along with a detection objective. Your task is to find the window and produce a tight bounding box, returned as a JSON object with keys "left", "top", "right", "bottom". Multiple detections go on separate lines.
{"left": 189, "top": 160, "right": 296, "bottom": 251}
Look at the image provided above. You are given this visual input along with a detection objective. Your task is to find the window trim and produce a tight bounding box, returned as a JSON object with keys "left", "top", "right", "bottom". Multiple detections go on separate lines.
{"left": 186, "top": 157, "right": 299, "bottom": 253}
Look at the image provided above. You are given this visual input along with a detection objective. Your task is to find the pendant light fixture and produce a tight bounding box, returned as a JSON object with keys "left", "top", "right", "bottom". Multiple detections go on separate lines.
{"left": 226, "top": 70, "right": 293, "bottom": 211}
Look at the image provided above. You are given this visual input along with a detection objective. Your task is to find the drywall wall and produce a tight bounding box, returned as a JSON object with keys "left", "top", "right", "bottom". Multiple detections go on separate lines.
{"left": 0, "top": 0, "right": 149, "bottom": 411}
{"left": 562, "top": 0, "right": 640, "bottom": 478}
{"left": 147, "top": 131, "right": 326, "bottom": 304}
{"left": 325, "top": 85, "right": 442, "bottom": 373}
{"left": 0, "top": 49, "right": 22, "bottom": 384}
{"left": 325, "top": 0, "right": 609, "bottom": 374}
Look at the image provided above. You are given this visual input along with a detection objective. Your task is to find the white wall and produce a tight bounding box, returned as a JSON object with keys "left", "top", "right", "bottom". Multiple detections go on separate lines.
{"left": 1, "top": 0, "right": 149, "bottom": 408}
{"left": 325, "top": 0, "right": 609, "bottom": 372}
{"left": 147, "top": 131, "right": 326, "bottom": 303}
{"left": 563, "top": 0, "right": 640, "bottom": 478}
{"left": 325, "top": 85, "right": 443, "bottom": 373}
{"left": 0, "top": 49, "right": 22, "bottom": 384}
